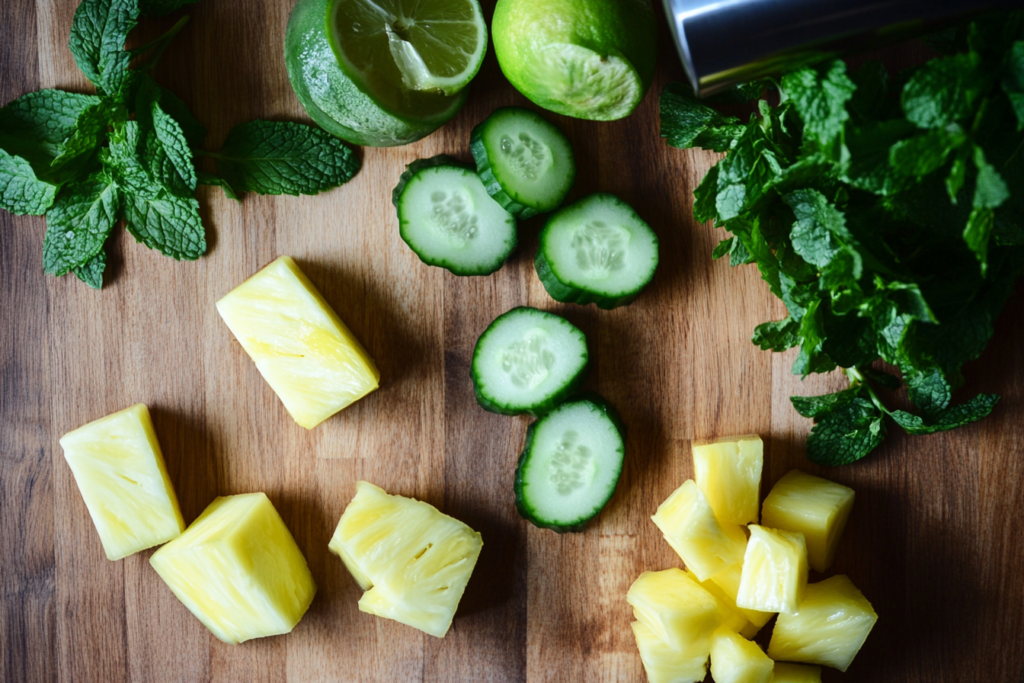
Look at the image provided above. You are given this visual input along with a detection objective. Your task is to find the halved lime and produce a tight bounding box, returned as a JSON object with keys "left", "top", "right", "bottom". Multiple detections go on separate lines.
{"left": 492, "top": 0, "right": 657, "bottom": 121}
{"left": 329, "top": 0, "right": 488, "bottom": 99}
{"left": 284, "top": 0, "right": 472, "bottom": 147}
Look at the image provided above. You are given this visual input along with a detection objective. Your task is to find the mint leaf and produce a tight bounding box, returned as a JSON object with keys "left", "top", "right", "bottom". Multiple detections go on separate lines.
{"left": 889, "top": 125, "right": 966, "bottom": 177}
{"left": 139, "top": 0, "right": 198, "bottom": 16}
{"left": 890, "top": 393, "right": 999, "bottom": 435}
{"left": 0, "top": 89, "right": 105, "bottom": 178}
{"left": 901, "top": 53, "right": 987, "bottom": 128}
{"left": 693, "top": 164, "right": 719, "bottom": 224}
{"left": 793, "top": 299, "right": 837, "bottom": 377}
{"left": 905, "top": 367, "right": 951, "bottom": 417}
{"left": 69, "top": 0, "right": 139, "bottom": 97}
{"left": 715, "top": 123, "right": 781, "bottom": 221}
{"left": 103, "top": 121, "right": 155, "bottom": 196}
{"left": 43, "top": 173, "right": 119, "bottom": 275}
{"left": 791, "top": 385, "right": 861, "bottom": 419}
{"left": 712, "top": 237, "right": 732, "bottom": 260}
{"left": 151, "top": 82, "right": 206, "bottom": 146}
{"left": 781, "top": 60, "right": 855, "bottom": 156}
{"left": 212, "top": 120, "right": 359, "bottom": 196}
{"left": 752, "top": 317, "right": 799, "bottom": 352}
{"left": 74, "top": 248, "right": 106, "bottom": 289}
{"left": 784, "top": 189, "right": 863, "bottom": 285}
{"left": 660, "top": 82, "right": 742, "bottom": 152}
{"left": 197, "top": 171, "right": 239, "bottom": 200}
{"left": 1002, "top": 41, "right": 1024, "bottom": 130}
{"left": 121, "top": 188, "right": 205, "bottom": 260}
{"left": 972, "top": 146, "right": 1010, "bottom": 210}
{"left": 805, "top": 396, "right": 887, "bottom": 466}
{"left": 963, "top": 208, "right": 995, "bottom": 273}
{"left": 0, "top": 150, "right": 58, "bottom": 215}
{"left": 859, "top": 366, "right": 901, "bottom": 391}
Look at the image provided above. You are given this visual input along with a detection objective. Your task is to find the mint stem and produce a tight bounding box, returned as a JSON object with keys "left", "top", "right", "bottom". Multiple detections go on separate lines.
{"left": 131, "top": 16, "right": 190, "bottom": 72}
{"left": 845, "top": 367, "right": 892, "bottom": 416}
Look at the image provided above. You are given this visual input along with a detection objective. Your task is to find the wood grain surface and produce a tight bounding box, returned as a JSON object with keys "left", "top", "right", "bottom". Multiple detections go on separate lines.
{"left": 2, "top": 1, "right": 1024, "bottom": 682}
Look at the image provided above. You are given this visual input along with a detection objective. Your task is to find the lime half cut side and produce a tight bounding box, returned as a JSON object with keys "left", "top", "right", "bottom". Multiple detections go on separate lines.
{"left": 285, "top": 0, "right": 467, "bottom": 147}
{"left": 329, "top": 0, "right": 487, "bottom": 99}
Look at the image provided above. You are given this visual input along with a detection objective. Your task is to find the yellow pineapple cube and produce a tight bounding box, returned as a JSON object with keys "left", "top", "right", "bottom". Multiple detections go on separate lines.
{"left": 216, "top": 256, "right": 380, "bottom": 429}
{"left": 761, "top": 469, "right": 855, "bottom": 573}
{"left": 631, "top": 620, "right": 708, "bottom": 683}
{"left": 771, "top": 662, "right": 822, "bottom": 683}
{"left": 150, "top": 493, "right": 316, "bottom": 644}
{"left": 736, "top": 525, "right": 808, "bottom": 614}
{"left": 329, "top": 481, "right": 483, "bottom": 638}
{"left": 59, "top": 404, "right": 184, "bottom": 561}
{"left": 627, "top": 568, "right": 721, "bottom": 646}
{"left": 709, "top": 626, "right": 774, "bottom": 683}
{"left": 768, "top": 575, "right": 878, "bottom": 672}
{"left": 692, "top": 434, "right": 763, "bottom": 525}
{"left": 709, "top": 562, "right": 774, "bottom": 633}
{"left": 683, "top": 569, "right": 752, "bottom": 636}
{"left": 652, "top": 480, "right": 747, "bottom": 581}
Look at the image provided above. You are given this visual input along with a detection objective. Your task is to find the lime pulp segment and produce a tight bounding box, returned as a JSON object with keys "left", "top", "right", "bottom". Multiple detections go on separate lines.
{"left": 329, "top": 0, "right": 487, "bottom": 98}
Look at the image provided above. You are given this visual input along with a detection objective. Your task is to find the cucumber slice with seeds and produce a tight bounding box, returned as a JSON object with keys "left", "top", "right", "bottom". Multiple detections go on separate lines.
{"left": 535, "top": 192, "right": 659, "bottom": 309}
{"left": 514, "top": 394, "right": 626, "bottom": 533}
{"left": 393, "top": 155, "right": 517, "bottom": 276}
{"left": 471, "top": 306, "right": 588, "bottom": 416}
{"left": 471, "top": 107, "right": 576, "bottom": 219}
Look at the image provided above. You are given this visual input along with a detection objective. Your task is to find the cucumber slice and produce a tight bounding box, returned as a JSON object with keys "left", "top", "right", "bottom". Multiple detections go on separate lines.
{"left": 471, "top": 306, "right": 588, "bottom": 416}
{"left": 393, "top": 155, "right": 517, "bottom": 276}
{"left": 535, "top": 193, "right": 659, "bottom": 309}
{"left": 470, "top": 107, "right": 576, "bottom": 219}
{"left": 514, "top": 394, "right": 626, "bottom": 532}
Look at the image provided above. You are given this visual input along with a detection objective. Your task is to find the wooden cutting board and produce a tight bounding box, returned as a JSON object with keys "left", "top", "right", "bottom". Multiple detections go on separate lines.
{"left": 3, "top": 1, "right": 1024, "bottom": 681}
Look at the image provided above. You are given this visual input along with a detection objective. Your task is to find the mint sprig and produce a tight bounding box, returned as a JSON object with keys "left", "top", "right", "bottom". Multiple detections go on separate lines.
{"left": 0, "top": 0, "right": 361, "bottom": 289}
{"left": 662, "top": 11, "right": 1024, "bottom": 464}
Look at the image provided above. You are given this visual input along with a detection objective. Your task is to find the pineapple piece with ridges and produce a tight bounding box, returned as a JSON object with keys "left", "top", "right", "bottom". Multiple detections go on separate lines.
{"left": 709, "top": 626, "right": 774, "bottom": 683}
{"left": 652, "top": 480, "right": 747, "bottom": 581}
{"left": 692, "top": 434, "right": 763, "bottom": 525}
{"left": 627, "top": 568, "right": 721, "bottom": 646}
{"left": 771, "top": 662, "right": 822, "bottom": 683}
{"left": 768, "top": 575, "right": 878, "bottom": 672}
{"left": 150, "top": 493, "right": 316, "bottom": 644}
{"left": 631, "top": 620, "right": 708, "bottom": 683}
{"left": 216, "top": 256, "right": 380, "bottom": 429}
{"left": 329, "top": 481, "right": 483, "bottom": 638}
{"left": 737, "top": 525, "right": 807, "bottom": 614}
{"left": 709, "top": 562, "right": 774, "bottom": 632}
{"left": 59, "top": 404, "right": 184, "bottom": 561}
{"left": 761, "top": 469, "right": 855, "bottom": 573}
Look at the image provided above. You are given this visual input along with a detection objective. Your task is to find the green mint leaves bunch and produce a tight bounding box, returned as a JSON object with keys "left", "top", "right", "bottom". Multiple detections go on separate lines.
{"left": 0, "top": 0, "right": 359, "bottom": 289}
{"left": 660, "top": 12, "right": 1024, "bottom": 466}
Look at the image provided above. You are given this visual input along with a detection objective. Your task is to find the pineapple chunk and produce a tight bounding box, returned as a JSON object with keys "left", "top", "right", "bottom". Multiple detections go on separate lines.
{"left": 709, "top": 562, "right": 774, "bottom": 633}
{"left": 59, "top": 404, "right": 184, "bottom": 561}
{"left": 768, "top": 575, "right": 878, "bottom": 672}
{"left": 692, "top": 434, "right": 763, "bottom": 525}
{"left": 631, "top": 620, "right": 708, "bottom": 683}
{"left": 736, "top": 525, "right": 808, "bottom": 614}
{"left": 683, "top": 569, "right": 752, "bottom": 636}
{"left": 709, "top": 626, "right": 774, "bottom": 683}
{"left": 627, "top": 569, "right": 721, "bottom": 647}
{"left": 761, "top": 469, "right": 855, "bottom": 573}
{"left": 216, "top": 256, "right": 380, "bottom": 429}
{"left": 329, "top": 481, "right": 483, "bottom": 638}
{"left": 652, "top": 480, "right": 747, "bottom": 581}
{"left": 150, "top": 493, "right": 316, "bottom": 644}
{"left": 771, "top": 662, "right": 822, "bottom": 683}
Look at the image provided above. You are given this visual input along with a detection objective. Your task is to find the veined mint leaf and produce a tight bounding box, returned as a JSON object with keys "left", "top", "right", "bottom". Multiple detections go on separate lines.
{"left": 153, "top": 83, "right": 206, "bottom": 146}
{"left": 784, "top": 189, "right": 863, "bottom": 287}
{"left": 0, "top": 89, "right": 105, "bottom": 177}
{"left": 121, "top": 188, "right": 205, "bottom": 260}
{"left": 150, "top": 103, "right": 197, "bottom": 192}
{"left": 139, "top": 0, "right": 198, "bottom": 16}
{"left": 43, "top": 173, "right": 119, "bottom": 275}
{"left": 805, "top": 396, "right": 887, "bottom": 466}
{"left": 660, "top": 82, "right": 743, "bottom": 152}
{"left": 793, "top": 299, "right": 837, "bottom": 378}
{"left": 104, "top": 121, "right": 155, "bottom": 196}
{"left": 905, "top": 367, "right": 951, "bottom": 417}
{"left": 0, "top": 150, "right": 58, "bottom": 215}
{"left": 791, "top": 385, "right": 861, "bottom": 419}
{"left": 752, "top": 317, "right": 799, "bottom": 352}
{"left": 212, "top": 120, "right": 359, "bottom": 196}
{"left": 842, "top": 119, "right": 916, "bottom": 196}
{"left": 69, "top": 0, "right": 139, "bottom": 97}
{"left": 715, "top": 123, "right": 782, "bottom": 221}
{"left": 901, "top": 53, "right": 988, "bottom": 129}
{"left": 693, "top": 164, "right": 719, "bottom": 224}
{"left": 891, "top": 393, "right": 999, "bottom": 435}
{"left": 712, "top": 237, "right": 732, "bottom": 260}
{"left": 781, "top": 60, "right": 855, "bottom": 157}
{"left": 74, "top": 248, "right": 106, "bottom": 289}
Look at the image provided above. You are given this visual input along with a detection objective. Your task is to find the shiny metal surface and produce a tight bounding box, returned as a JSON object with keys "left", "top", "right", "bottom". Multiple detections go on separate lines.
{"left": 663, "top": 0, "right": 1022, "bottom": 95}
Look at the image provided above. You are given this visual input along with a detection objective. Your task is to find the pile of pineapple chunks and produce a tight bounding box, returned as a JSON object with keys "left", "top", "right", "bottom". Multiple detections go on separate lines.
{"left": 629, "top": 435, "right": 877, "bottom": 683}
{"left": 58, "top": 257, "right": 484, "bottom": 644}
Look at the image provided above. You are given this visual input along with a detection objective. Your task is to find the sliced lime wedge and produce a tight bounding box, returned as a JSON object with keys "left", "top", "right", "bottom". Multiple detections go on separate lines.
{"left": 329, "top": 0, "right": 487, "bottom": 99}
